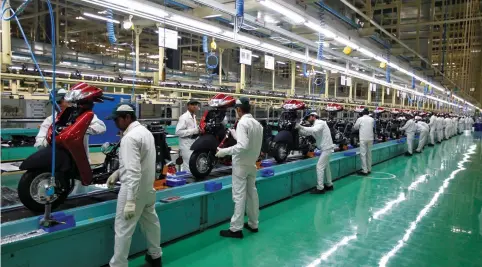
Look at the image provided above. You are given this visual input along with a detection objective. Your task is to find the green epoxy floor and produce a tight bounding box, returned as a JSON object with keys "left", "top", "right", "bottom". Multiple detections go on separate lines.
{"left": 129, "top": 134, "right": 482, "bottom": 267}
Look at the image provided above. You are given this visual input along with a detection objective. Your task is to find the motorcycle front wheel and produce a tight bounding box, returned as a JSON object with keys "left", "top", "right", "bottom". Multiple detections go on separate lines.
{"left": 189, "top": 150, "right": 215, "bottom": 180}
{"left": 17, "top": 170, "right": 71, "bottom": 212}
{"left": 273, "top": 143, "right": 290, "bottom": 163}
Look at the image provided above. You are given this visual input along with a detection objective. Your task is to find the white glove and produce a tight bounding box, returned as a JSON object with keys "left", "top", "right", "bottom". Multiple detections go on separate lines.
{"left": 295, "top": 124, "right": 301, "bottom": 130}
{"left": 215, "top": 148, "right": 228, "bottom": 158}
{"left": 106, "top": 170, "right": 120, "bottom": 189}
{"left": 229, "top": 129, "right": 237, "bottom": 140}
{"left": 124, "top": 200, "right": 136, "bottom": 220}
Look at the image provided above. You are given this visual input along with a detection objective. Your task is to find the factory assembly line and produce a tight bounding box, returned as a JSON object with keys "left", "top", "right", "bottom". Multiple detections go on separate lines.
{"left": 1, "top": 0, "right": 482, "bottom": 266}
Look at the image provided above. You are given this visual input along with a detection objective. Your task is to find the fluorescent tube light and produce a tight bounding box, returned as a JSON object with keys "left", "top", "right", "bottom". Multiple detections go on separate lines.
{"left": 170, "top": 15, "right": 223, "bottom": 34}
{"left": 304, "top": 21, "right": 336, "bottom": 38}
{"left": 261, "top": 43, "right": 289, "bottom": 54}
{"left": 259, "top": 0, "right": 305, "bottom": 24}
{"left": 83, "top": 12, "right": 120, "bottom": 24}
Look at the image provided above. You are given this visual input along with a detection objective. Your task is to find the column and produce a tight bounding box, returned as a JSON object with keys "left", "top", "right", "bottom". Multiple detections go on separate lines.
{"left": 272, "top": 70, "right": 275, "bottom": 91}
{"left": 334, "top": 76, "right": 338, "bottom": 98}
{"left": 219, "top": 48, "right": 224, "bottom": 85}
{"left": 1, "top": 9, "right": 12, "bottom": 67}
{"left": 392, "top": 88, "right": 396, "bottom": 106}
{"left": 240, "top": 63, "right": 246, "bottom": 90}
{"left": 381, "top": 86, "right": 385, "bottom": 105}
{"left": 134, "top": 26, "right": 143, "bottom": 73}
{"left": 290, "top": 61, "right": 296, "bottom": 95}
{"left": 324, "top": 71, "right": 329, "bottom": 98}
{"left": 158, "top": 46, "right": 165, "bottom": 82}
{"left": 349, "top": 79, "right": 353, "bottom": 101}
{"left": 367, "top": 82, "right": 372, "bottom": 104}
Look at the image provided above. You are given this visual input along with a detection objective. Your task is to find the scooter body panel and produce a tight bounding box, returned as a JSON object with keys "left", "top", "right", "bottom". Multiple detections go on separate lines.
{"left": 190, "top": 134, "right": 220, "bottom": 151}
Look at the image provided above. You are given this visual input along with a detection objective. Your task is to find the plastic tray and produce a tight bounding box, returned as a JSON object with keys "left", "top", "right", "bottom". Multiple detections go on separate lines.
{"left": 204, "top": 181, "right": 222, "bottom": 192}
{"left": 260, "top": 168, "right": 275, "bottom": 177}
{"left": 166, "top": 178, "right": 186, "bottom": 187}
{"left": 260, "top": 159, "right": 275, "bottom": 167}
{"left": 39, "top": 212, "right": 76, "bottom": 233}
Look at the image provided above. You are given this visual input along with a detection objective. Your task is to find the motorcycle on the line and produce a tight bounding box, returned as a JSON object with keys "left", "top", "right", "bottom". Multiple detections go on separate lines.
{"left": 269, "top": 99, "right": 317, "bottom": 163}
{"left": 18, "top": 83, "right": 171, "bottom": 212}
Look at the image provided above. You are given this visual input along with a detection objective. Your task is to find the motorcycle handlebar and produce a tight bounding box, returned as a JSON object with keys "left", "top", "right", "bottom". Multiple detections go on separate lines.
{"left": 101, "top": 95, "right": 115, "bottom": 101}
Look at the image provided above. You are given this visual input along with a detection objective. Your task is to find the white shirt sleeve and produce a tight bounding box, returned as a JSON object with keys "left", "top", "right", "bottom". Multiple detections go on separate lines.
{"left": 175, "top": 114, "right": 196, "bottom": 137}
{"left": 86, "top": 114, "right": 107, "bottom": 135}
{"left": 120, "top": 135, "right": 142, "bottom": 201}
{"left": 223, "top": 120, "right": 249, "bottom": 156}
{"left": 34, "top": 116, "right": 53, "bottom": 148}
{"left": 353, "top": 118, "right": 361, "bottom": 130}
{"left": 299, "top": 121, "right": 323, "bottom": 136}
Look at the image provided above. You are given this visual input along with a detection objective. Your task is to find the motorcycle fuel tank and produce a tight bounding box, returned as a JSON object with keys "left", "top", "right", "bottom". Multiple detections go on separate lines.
{"left": 208, "top": 94, "right": 235, "bottom": 108}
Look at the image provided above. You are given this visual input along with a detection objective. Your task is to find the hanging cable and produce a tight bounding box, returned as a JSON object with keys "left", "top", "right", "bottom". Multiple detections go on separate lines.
{"left": 106, "top": 9, "right": 135, "bottom": 99}
{"left": 234, "top": 0, "right": 244, "bottom": 33}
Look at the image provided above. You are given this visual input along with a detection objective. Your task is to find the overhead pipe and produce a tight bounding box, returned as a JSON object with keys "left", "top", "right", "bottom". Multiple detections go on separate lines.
{"left": 338, "top": 0, "right": 459, "bottom": 89}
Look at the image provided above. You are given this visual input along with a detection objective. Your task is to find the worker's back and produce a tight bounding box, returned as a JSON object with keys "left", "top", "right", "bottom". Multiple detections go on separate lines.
{"left": 232, "top": 114, "right": 263, "bottom": 166}
{"left": 355, "top": 115, "right": 375, "bottom": 141}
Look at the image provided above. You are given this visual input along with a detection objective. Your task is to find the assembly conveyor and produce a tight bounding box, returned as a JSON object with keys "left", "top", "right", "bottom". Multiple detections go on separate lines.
{"left": 1, "top": 138, "right": 415, "bottom": 267}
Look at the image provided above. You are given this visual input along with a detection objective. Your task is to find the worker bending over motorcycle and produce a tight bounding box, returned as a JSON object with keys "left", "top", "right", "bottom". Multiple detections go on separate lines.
{"left": 35, "top": 88, "right": 106, "bottom": 194}
{"left": 428, "top": 113, "right": 437, "bottom": 146}
{"left": 296, "top": 112, "right": 335, "bottom": 193}
{"left": 415, "top": 116, "right": 429, "bottom": 153}
{"left": 353, "top": 108, "right": 375, "bottom": 175}
{"left": 400, "top": 114, "right": 417, "bottom": 156}
{"left": 215, "top": 97, "right": 263, "bottom": 239}
{"left": 175, "top": 99, "right": 201, "bottom": 173}
{"left": 106, "top": 104, "right": 162, "bottom": 267}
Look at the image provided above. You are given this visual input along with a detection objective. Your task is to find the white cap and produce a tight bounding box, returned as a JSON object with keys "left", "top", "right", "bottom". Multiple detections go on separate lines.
{"left": 415, "top": 116, "right": 422, "bottom": 120}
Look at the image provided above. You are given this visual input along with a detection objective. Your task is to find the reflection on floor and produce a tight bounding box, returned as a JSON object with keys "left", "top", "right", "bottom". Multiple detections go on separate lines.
{"left": 128, "top": 134, "right": 482, "bottom": 267}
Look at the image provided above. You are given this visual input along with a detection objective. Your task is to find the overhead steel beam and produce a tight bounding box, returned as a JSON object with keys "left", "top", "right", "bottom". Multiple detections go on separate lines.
{"left": 380, "top": 16, "right": 482, "bottom": 29}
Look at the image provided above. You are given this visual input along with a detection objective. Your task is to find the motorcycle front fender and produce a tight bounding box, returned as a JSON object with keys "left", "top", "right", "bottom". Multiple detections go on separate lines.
{"left": 20, "top": 146, "right": 73, "bottom": 172}
{"left": 273, "top": 130, "right": 294, "bottom": 146}
{"left": 190, "top": 134, "right": 219, "bottom": 151}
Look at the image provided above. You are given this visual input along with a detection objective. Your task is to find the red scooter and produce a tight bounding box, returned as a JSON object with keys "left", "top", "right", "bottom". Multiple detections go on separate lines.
{"left": 189, "top": 94, "right": 237, "bottom": 179}
{"left": 18, "top": 82, "right": 117, "bottom": 212}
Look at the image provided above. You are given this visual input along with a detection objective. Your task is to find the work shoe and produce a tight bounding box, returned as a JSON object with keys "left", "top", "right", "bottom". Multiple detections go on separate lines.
{"left": 324, "top": 185, "right": 334, "bottom": 191}
{"left": 428, "top": 144, "right": 434, "bottom": 147}
{"left": 244, "top": 223, "right": 259, "bottom": 233}
{"left": 145, "top": 254, "right": 162, "bottom": 267}
{"left": 220, "top": 229, "right": 244, "bottom": 239}
{"left": 310, "top": 188, "right": 326, "bottom": 194}
{"left": 405, "top": 152, "right": 413, "bottom": 156}
{"left": 415, "top": 150, "right": 422, "bottom": 153}
{"left": 357, "top": 171, "right": 368, "bottom": 176}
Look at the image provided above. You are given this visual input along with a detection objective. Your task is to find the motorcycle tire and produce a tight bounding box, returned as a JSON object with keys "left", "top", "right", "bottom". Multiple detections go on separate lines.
{"left": 273, "top": 143, "right": 290, "bottom": 163}
{"left": 17, "top": 170, "right": 70, "bottom": 212}
{"left": 189, "top": 150, "right": 215, "bottom": 180}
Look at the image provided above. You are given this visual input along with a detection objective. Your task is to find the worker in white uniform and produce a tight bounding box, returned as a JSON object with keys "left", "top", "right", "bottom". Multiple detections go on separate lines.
{"left": 175, "top": 99, "right": 200, "bottom": 172}
{"left": 106, "top": 104, "right": 161, "bottom": 267}
{"left": 400, "top": 114, "right": 417, "bottom": 156}
{"left": 458, "top": 116, "right": 465, "bottom": 134}
{"left": 444, "top": 115, "right": 452, "bottom": 139}
{"left": 215, "top": 97, "right": 263, "bottom": 239}
{"left": 465, "top": 116, "right": 475, "bottom": 131}
{"left": 436, "top": 114, "right": 444, "bottom": 143}
{"left": 35, "top": 88, "right": 106, "bottom": 194}
{"left": 353, "top": 108, "right": 375, "bottom": 175}
{"left": 428, "top": 113, "right": 437, "bottom": 146}
{"left": 451, "top": 116, "right": 458, "bottom": 137}
{"left": 296, "top": 112, "right": 334, "bottom": 193}
{"left": 415, "top": 116, "right": 429, "bottom": 153}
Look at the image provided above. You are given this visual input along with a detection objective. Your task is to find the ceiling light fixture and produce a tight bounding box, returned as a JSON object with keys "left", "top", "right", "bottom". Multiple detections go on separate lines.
{"left": 204, "top": 14, "right": 223, "bottom": 19}
{"left": 83, "top": 12, "right": 120, "bottom": 23}
{"left": 171, "top": 15, "right": 223, "bottom": 34}
{"left": 259, "top": 0, "right": 305, "bottom": 24}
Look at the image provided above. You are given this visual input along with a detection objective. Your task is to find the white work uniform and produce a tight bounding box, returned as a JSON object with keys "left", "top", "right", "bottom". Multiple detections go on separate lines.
{"left": 451, "top": 118, "right": 457, "bottom": 136}
{"left": 175, "top": 111, "right": 199, "bottom": 172}
{"left": 401, "top": 119, "right": 417, "bottom": 154}
{"left": 458, "top": 117, "right": 465, "bottom": 134}
{"left": 416, "top": 121, "right": 429, "bottom": 152}
{"left": 218, "top": 114, "right": 263, "bottom": 232}
{"left": 35, "top": 114, "right": 106, "bottom": 195}
{"left": 110, "top": 121, "right": 161, "bottom": 267}
{"left": 444, "top": 118, "right": 452, "bottom": 139}
{"left": 436, "top": 117, "right": 444, "bottom": 142}
{"left": 428, "top": 115, "right": 437, "bottom": 145}
{"left": 353, "top": 115, "right": 375, "bottom": 174}
{"left": 466, "top": 117, "right": 474, "bottom": 131}
{"left": 299, "top": 119, "right": 334, "bottom": 190}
